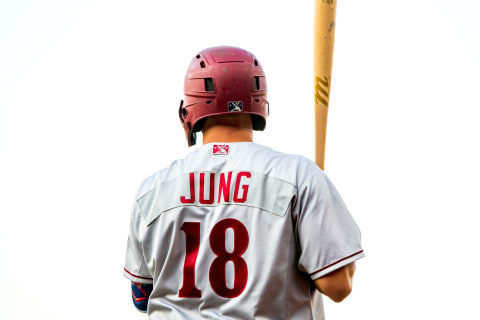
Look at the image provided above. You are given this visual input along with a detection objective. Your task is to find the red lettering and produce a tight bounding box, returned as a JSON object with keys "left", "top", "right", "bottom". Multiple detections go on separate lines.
{"left": 180, "top": 172, "right": 195, "bottom": 204}
{"left": 179, "top": 222, "right": 202, "bottom": 298}
{"left": 209, "top": 219, "right": 249, "bottom": 298}
{"left": 179, "top": 219, "right": 249, "bottom": 298}
{"left": 233, "top": 171, "right": 251, "bottom": 203}
{"left": 218, "top": 172, "right": 232, "bottom": 203}
{"left": 200, "top": 173, "right": 215, "bottom": 205}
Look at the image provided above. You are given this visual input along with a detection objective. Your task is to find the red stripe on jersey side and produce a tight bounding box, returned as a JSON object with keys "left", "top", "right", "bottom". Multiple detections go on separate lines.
{"left": 309, "top": 250, "right": 364, "bottom": 277}
{"left": 124, "top": 268, "right": 153, "bottom": 280}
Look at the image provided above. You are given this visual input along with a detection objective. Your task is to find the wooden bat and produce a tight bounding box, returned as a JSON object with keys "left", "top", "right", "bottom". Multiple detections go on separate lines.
{"left": 314, "top": 0, "right": 337, "bottom": 170}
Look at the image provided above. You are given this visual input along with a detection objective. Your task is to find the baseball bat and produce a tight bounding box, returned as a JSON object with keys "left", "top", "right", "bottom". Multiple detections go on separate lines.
{"left": 314, "top": 0, "right": 337, "bottom": 170}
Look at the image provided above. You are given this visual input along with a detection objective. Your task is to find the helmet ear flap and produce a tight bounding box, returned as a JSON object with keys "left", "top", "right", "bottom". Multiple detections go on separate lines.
{"left": 190, "top": 132, "right": 197, "bottom": 146}
{"left": 178, "top": 100, "right": 186, "bottom": 123}
{"left": 181, "top": 121, "right": 196, "bottom": 147}
{"left": 179, "top": 99, "right": 196, "bottom": 146}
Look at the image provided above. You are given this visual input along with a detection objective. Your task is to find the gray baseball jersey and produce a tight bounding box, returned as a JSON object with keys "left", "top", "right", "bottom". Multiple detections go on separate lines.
{"left": 124, "top": 142, "right": 364, "bottom": 319}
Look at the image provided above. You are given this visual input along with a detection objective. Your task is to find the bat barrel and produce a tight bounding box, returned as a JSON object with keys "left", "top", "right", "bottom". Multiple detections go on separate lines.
{"left": 314, "top": 0, "right": 337, "bottom": 170}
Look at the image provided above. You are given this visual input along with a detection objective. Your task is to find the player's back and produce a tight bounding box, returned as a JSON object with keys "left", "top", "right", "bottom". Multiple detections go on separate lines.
{"left": 126, "top": 142, "right": 331, "bottom": 319}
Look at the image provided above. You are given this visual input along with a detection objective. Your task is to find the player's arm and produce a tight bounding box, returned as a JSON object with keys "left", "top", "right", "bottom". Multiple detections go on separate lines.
{"left": 295, "top": 169, "right": 364, "bottom": 303}
{"left": 314, "top": 262, "right": 356, "bottom": 302}
{"left": 124, "top": 199, "right": 154, "bottom": 312}
{"left": 130, "top": 281, "right": 153, "bottom": 312}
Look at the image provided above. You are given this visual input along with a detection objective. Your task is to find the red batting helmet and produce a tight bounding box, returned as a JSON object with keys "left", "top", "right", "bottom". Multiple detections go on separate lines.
{"left": 179, "top": 46, "right": 269, "bottom": 146}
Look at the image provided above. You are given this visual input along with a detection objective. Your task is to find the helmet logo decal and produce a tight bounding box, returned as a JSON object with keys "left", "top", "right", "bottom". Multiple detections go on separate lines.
{"left": 228, "top": 101, "right": 243, "bottom": 112}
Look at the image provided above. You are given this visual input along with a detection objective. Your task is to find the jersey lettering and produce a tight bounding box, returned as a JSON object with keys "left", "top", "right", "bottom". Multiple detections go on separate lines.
{"left": 199, "top": 173, "right": 215, "bottom": 204}
{"left": 179, "top": 219, "right": 249, "bottom": 298}
{"left": 179, "top": 171, "right": 251, "bottom": 205}
{"left": 209, "top": 219, "right": 249, "bottom": 298}
{"left": 218, "top": 172, "right": 232, "bottom": 203}
{"left": 179, "top": 222, "right": 202, "bottom": 298}
{"left": 180, "top": 172, "right": 195, "bottom": 204}
{"left": 233, "top": 171, "right": 251, "bottom": 203}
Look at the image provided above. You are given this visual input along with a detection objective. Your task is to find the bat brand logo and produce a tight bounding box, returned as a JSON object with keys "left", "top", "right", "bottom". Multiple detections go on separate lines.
{"left": 315, "top": 75, "right": 330, "bottom": 108}
{"left": 228, "top": 101, "right": 243, "bottom": 112}
{"left": 213, "top": 144, "right": 229, "bottom": 155}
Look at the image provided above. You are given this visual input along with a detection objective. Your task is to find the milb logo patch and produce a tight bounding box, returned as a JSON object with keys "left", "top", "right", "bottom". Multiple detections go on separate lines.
{"left": 213, "top": 144, "right": 229, "bottom": 155}
{"left": 228, "top": 101, "right": 243, "bottom": 112}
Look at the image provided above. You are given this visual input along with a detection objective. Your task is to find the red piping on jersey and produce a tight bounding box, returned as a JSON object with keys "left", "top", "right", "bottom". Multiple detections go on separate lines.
{"left": 309, "top": 250, "right": 364, "bottom": 276}
{"left": 124, "top": 268, "right": 153, "bottom": 280}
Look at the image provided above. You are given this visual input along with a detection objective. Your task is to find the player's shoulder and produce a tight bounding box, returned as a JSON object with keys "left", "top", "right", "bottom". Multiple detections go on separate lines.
{"left": 133, "top": 159, "right": 185, "bottom": 201}
{"left": 132, "top": 145, "right": 214, "bottom": 200}
{"left": 133, "top": 142, "right": 323, "bottom": 199}
{"left": 245, "top": 143, "right": 323, "bottom": 186}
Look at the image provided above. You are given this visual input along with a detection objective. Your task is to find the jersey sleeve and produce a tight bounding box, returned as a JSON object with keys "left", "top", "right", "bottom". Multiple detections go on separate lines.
{"left": 123, "top": 200, "right": 154, "bottom": 284}
{"left": 295, "top": 170, "right": 364, "bottom": 280}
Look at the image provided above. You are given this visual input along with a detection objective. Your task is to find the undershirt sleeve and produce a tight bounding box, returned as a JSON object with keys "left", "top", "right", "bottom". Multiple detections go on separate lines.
{"left": 295, "top": 170, "right": 364, "bottom": 280}
{"left": 123, "top": 201, "right": 153, "bottom": 284}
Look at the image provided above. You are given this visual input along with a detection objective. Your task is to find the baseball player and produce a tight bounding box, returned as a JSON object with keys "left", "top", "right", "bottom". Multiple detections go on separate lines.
{"left": 123, "top": 46, "right": 364, "bottom": 319}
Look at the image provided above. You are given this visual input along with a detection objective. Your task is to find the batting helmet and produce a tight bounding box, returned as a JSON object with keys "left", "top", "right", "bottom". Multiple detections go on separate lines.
{"left": 179, "top": 46, "right": 269, "bottom": 146}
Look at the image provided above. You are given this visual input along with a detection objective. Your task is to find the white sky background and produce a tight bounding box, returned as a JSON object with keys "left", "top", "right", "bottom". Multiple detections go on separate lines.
{"left": 1, "top": 0, "right": 479, "bottom": 319}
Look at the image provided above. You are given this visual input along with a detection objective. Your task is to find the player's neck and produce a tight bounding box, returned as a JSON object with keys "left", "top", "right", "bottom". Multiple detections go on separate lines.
{"left": 203, "top": 125, "right": 253, "bottom": 144}
{"left": 202, "top": 114, "right": 253, "bottom": 145}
